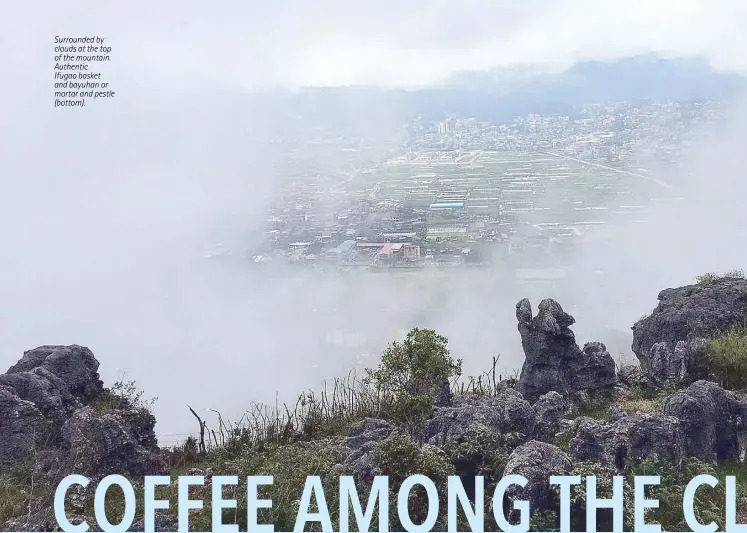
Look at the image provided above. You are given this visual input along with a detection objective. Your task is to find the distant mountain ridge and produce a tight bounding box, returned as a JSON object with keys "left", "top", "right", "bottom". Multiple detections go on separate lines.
{"left": 262, "top": 55, "right": 747, "bottom": 126}
{"left": 440, "top": 54, "right": 747, "bottom": 105}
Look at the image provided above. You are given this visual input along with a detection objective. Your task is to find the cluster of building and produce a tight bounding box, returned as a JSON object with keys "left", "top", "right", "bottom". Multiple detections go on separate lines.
{"left": 249, "top": 99, "right": 711, "bottom": 271}
{"left": 409, "top": 100, "right": 723, "bottom": 170}
{"left": 291, "top": 239, "right": 422, "bottom": 266}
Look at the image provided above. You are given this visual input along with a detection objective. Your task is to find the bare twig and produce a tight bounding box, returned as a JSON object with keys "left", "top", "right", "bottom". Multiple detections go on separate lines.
{"left": 188, "top": 405, "right": 207, "bottom": 454}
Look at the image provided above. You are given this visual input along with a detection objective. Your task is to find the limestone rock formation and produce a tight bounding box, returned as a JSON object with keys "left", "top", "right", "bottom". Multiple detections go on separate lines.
{"left": 425, "top": 389, "right": 535, "bottom": 446}
{"left": 662, "top": 380, "right": 747, "bottom": 463}
{"left": 0, "top": 386, "right": 49, "bottom": 469}
{"left": 617, "top": 364, "right": 654, "bottom": 390}
{"left": 0, "top": 345, "right": 165, "bottom": 479}
{"left": 569, "top": 413, "right": 685, "bottom": 469}
{"left": 0, "top": 345, "right": 103, "bottom": 432}
{"left": 532, "top": 391, "right": 569, "bottom": 442}
{"left": 337, "top": 418, "right": 394, "bottom": 483}
{"left": 645, "top": 338, "right": 710, "bottom": 385}
{"left": 632, "top": 278, "right": 747, "bottom": 383}
{"left": 502, "top": 441, "right": 573, "bottom": 523}
{"left": 61, "top": 406, "right": 166, "bottom": 478}
{"left": 516, "top": 298, "right": 617, "bottom": 402}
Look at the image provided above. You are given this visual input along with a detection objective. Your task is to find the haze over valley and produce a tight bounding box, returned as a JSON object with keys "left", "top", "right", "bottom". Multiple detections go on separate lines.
{"left": 2, "top": 1, "right": 747, "bottom": 443}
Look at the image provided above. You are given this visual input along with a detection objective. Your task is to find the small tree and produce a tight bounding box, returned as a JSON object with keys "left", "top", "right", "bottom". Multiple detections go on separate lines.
{"left": 364, "top": 328, "right": 462, "bottom": 423}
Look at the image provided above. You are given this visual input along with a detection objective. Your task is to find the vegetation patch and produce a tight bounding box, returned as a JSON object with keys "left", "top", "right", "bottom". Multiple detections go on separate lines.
{"left": 568, "top": 395, "right": 614, "bottom": 420}
{"left": 91, "top": 377, "right": 158, "bottom": 414}
{"left": 707, "top": 325, "right": 747, "bottom": 390}
{"left": 696, "top": 269, "right": 745, "bottom": 285}
{"left": 364, "top": 328, "right": 462, "bottom": 426}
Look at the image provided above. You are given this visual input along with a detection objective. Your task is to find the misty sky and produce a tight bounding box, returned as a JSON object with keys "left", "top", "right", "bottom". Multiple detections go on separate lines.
{"left": 1, "top": 1, "right": 747, "bottom": 441}
{"left": 2, "top": 0, "right": 747, "bottom": 91}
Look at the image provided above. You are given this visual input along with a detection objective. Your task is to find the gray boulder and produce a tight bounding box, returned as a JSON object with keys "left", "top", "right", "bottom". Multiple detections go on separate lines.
{"left": 0, "top": 345, "right": 164, "bottom": 479}
{"left": 337, "top": 418, "right": 394, "bottom": 483}
{"left": 632, "top": 278, "right": 747, "bottom": 383}
{"left": 646, "top": 338, "right": 710, "bottom": 386}
{"left": 569, "top": 413, "right": 685, "bottom": 469}
{"left": 662, "top": 380, "right": 747, "bottom": 463}
{"left": 60, "top": 406, "right": 167, "bottom": 478}
{"left": 617, "top": 364, "right": 654, "bottom": 390}
{"left": 425, "top": 389, "right": 534, "bottom": 446}
{"left": 516, "top": 298, "right": 617, "bottom": 402}
{"left": 0, "top": 344, "right": 111, "bottom": 476}
{"left": 5, "top": 345, "right": 103, "bottom": 401}
{"left": 0, "top": 345, "right": 104, "bottom": 433}
{"left": 532, "top": 391, "right": 569, "bottom": 442}
{"left": 576, "top": 342, "right": 618, "bottom": 393}
{"left": 0, "top": 368, "right": 80, "bottom": 431}
{"left": 345, "top": 418, "right": 394, "bottom": 449}
{"left": 502, "top": 441, "right": 572, "bottom": 523}
{"left": 0, "top": 386, "right": 49, "bottom": 469}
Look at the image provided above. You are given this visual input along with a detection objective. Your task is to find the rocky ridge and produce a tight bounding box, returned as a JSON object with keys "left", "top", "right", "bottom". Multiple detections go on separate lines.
{"left": 2, "top": 276, "right": 747, "bottom": 530}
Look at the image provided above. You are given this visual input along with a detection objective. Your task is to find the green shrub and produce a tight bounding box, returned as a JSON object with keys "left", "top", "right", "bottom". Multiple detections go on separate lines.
{"left": 559, "top": 460, "right": 636, "bottom": 531}
{"left": 91, "top": 377, "right": 157, "bottom": 414}
{"left": 176, "top": 442, "right": 342, "bottom": 532}
{"left": 441, "top": 425, "right": 525, "bottom": 531}
{"left": 696, "top": 269, "right": 745, "bottom": 285}
{"left": 625, "top": 457, "right": 723, "bottom": 531}
{"left": 364, "top": 328, "right": 462, "bottom": 424}
{"left": 540, "top": 457, "right": 726, "bottom": 531}
{"left": 441, "top": 425, "right": 523, "bottom": 480}
{"left": 547, "top": 456, "right": 728, "bottom": 532}
{"left": 529, "top": 509, "right": 560, "bottom": 532}
{"left": 697, "top": 272, "right": 721, "bottom": 285}
{"left": 569, "top": 396, "right": 614, "bottom": 420}
{"left": 707, "top": 326, "right": 747, "bottom": 390}
{"left": 373, "top": 432, "right": 454, "bottom": 531}
{"left": 0, "top": 463, "right": 53, "bottom": 527}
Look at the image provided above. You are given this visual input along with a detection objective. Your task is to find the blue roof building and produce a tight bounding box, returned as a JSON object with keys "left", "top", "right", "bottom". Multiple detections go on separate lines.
{"left": 430, "top": 202, "right": 465, "bottom": 210}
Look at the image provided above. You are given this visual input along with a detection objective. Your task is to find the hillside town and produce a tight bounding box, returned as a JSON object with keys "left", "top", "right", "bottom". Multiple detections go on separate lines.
{"left": 245, "top": 99, "right": 721, "bottom": 272}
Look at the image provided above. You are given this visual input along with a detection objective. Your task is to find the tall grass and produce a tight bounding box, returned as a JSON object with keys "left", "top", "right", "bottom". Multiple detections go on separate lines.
{"left": 696, "top": 269, "right": 745, "bottom": 285}
{"left": 178, "top": 355, "right": 517, "bottom": 460}
{"left": 180, "top": 370, "right": 395, "bottom": 457}
{"left": 708, "top": 325, "right": 747, "bottom": 390}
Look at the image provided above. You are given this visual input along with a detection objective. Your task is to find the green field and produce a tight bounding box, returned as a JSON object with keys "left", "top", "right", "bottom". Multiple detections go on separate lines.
{"left": 348, "top": 150, "right": 673, "bottom": 228}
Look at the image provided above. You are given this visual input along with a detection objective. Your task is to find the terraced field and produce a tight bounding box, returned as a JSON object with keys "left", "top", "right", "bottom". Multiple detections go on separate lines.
{"left": 351, "top": 150, "right": 676, "bottom": 230}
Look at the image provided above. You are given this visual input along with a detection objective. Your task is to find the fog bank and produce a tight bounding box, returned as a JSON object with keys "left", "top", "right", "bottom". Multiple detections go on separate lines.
{"left": 2, "top": 69, "right": 746, "bottom": 441}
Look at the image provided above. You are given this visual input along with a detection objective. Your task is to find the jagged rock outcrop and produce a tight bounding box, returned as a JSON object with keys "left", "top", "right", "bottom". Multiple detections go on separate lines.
{"left": 5, "top": 345, "right": 103, "bottom": 400}
{"left": 0, "top": 345, "right": 164, "bottom": 480}
{"left": 0, "top": 386, "right": 49, "bottom": 469}
{"left": 0, "top": 345, "right": 103, "bottom": 432}
{"left": 516, "top": 298, "right": 617, "bottom": 403}
{"left": 337, "top": 418, "right": 394, "bottom": 483}
{"left": 569, "top": 413, "right": 685, "bottom": 469}
{"left": 425, "top": 389, "right": 535, "bottom": 446}
{"left": 662, "top": 380, "right": 747, "bottom": 463}
{"left": 532, "top": 391, "right": 569, "bottom": 442}
{"left": 502, "top": 441, "right": 572, "bottom": 523}
{"left": 61, "top": 406, "right": 167, "bottom": 477}
{"left": 577, "top": 342, "right": 618, "bottom": 393}
{"left": 617, "top": 364, "right": 654, "bottom": 390}
{"left": 632, "top": 278, "right": 747, "bottom": 383}
{"left": 644, "top": 338, "right": 711, "bottom": 386}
